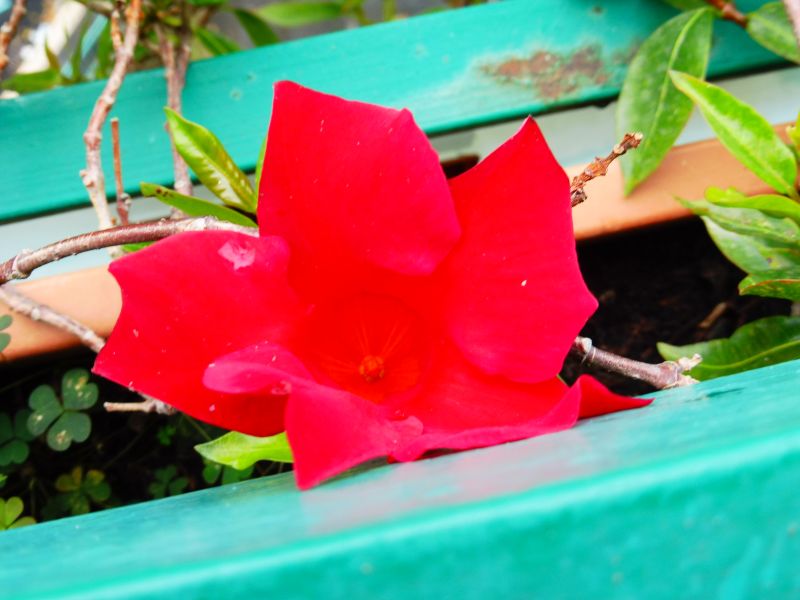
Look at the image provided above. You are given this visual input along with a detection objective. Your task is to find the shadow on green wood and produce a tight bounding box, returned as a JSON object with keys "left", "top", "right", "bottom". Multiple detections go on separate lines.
{"left": 0, "top": 0, "right": 784, "bottom": 223}
{"left": 2, "top": 358, "right": 799, "bottom": 599}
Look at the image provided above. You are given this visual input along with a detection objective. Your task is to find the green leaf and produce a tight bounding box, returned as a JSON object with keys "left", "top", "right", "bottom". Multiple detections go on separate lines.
{"left": 195, "top": 431, "right": 293, "bottom": 470}
{"left": 617, "top": 9, "right": 713, "bottom": 193}
{"left": 56, "top": 467, "right": 83, "bottom": 492}
{"left": 84, "top": 470, "right": 111, "bottom": 502}
{"left": 669, "top": 71, "right": 799, "bottom": 197}
{"left": 196, "top": 27, "right": 241, "bottom": 56}
{"left": 69, "top": 26, "right": 87, "bottom": 83}
{"left": 788, "top": 112, "right": 800, "bottom": 158}
{"left": 739, "top": 269, "right": 800, "bottom": 300}
{"left": 658, "top": 315, "right": 800, "bottom": 380}
{"left": 0, "top": 333, "right": 9, "bottom": 354}
{"left": 659, "top": 0, "right": 707, "bottom": 9}
{"left": 1, "top": 68, "right": 62, "bottom": 94}
{"left": 1, "top": 497, "right": 24, "bottom": 529}
{"left": 0, "top": 315, "right": 11, "bottom": 330}
{"left": 27, "top": 386, "right": 63, "bottom": 436}
{"left": 704, "top": 187, "right": 800, "bottom": 222}
{"left": 746, "top": 2, "right": 800, "bottom": 64}
{"left": 255, "top": 135, "right": 268, "bottom": 191}
{"left": 232, "top": 9, "right": 280, "bottom": 46}
{"left": 255, "top": 2, "right": 343, "bottom": 27}
{"left": 47, "top": 412, "right": 91, "bottom": 451}
{"left": 164, "top": 108, "right": 257, "bottom": 212}
{"left": 61, "top": 369, "right": 99, "bottom": 410}
{"left": 95, "top": 21, "right": 114, "bottom": 79}
{"left": 140, "top": 182, "right": 257, "bottom": 227}
{"left": 44, "top": 43, "right": 60, "bottom": 71}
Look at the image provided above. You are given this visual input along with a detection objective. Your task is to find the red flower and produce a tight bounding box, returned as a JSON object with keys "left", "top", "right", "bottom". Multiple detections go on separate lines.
{"left": 94, "top": 82, "right": 649, "bottom": 489}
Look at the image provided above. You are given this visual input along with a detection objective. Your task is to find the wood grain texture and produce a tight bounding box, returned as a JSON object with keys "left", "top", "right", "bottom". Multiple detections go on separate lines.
{"left": 0, "top": 0, "right": 782, "bottom": 223}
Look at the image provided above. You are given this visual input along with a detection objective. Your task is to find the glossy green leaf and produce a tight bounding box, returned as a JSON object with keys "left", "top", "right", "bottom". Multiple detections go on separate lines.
{"left": 704, "top": 187, "right": 800, "bottom": 222}
{"left": 256, "top": 2, "right": 343, "bottom": 27}
{"left": 1, "top": 68, "right": 62, "bottom": 94}
{"left": 739, "top": 269, "right": 800, "bottom": 300}
{"left": 140, "top": 182, "right": 257, "bottom": 227}
{"left": 746, "top": 2, "right": 800, "bottom": 64}
{"left": 196, "top": 431, "right": 293, "bottom": 470}
{"left": 27, "top": 386, "right": 63, "bottom": 436}
{"left": 233, "top": 9, "right": 280, "bottom": 46}
{"left": 47, "top": 412, "right": 91, "bottom": 451}
{"left": 658, "top": 316, "right": 800, "bottom": 380}
{"left": 196, "top": 27, "right": 241, "bottom": 56}
{"left": 164, "top": 108, "right": 257, "bottom": 212}
{"left": 617, "top": 9, "right": 713, "bottom": 193}
{"left": 669, "top": 71, "right": 799, "bottom": 196}
{"left": 61, "top": 369, "right": 98, "bottom": 411}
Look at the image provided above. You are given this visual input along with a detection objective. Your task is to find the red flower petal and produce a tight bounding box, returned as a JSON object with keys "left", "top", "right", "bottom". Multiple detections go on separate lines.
{"left": 390, "top": 339, "right": 581, "bottom": 461}
{"left": 576, "top": 375, "right": 652, "bottom": 418}
{"left": 440, "top": 118, "right": 597, "bottom": 383}
{"left": 93, "top": 232, "right": 303, "bottom": 436}
{"left": 259, "top": 81, "right": 460, "bottom": 299}
{"left": 204, "top": 342, "right": 423, "bottom": 490}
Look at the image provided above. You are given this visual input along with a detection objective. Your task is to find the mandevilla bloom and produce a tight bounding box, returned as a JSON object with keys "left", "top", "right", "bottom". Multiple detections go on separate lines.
{"left": 94, "top": 82, "right": 649, "bottom": 489}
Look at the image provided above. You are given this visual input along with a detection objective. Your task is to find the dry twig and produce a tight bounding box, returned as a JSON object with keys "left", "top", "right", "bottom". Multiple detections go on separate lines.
{"left": 0, "top": 217, "right": 257, "bottom": 285}
{"left": 570, "top": 132, "right": 643, "bottom": 207}
{"left": 81, "top": 0, "right": 142, "bottom": 234}
{"left": 704, "top": 0, "right": 749, "bottom": 27}
{"left": 0, "top": 285, "right": 105, "bottom": 353}
{"left": 0, "top": 0, "right": 27, "bottom": 75}
{"left": 571, "top": 337, "right": 701, "bottom": 389}
{"left": 111, "top": 118, "right": 131, "bottom": 226}
{"left": 104, "top": 397, "right": 176, "bottom": 415}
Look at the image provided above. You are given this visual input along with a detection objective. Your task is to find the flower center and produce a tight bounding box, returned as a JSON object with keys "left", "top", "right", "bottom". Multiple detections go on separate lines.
{"left": 358, "top": 354, "right": 386, "bottom": 382}
{"left": 301, "top": 294, "right": 430, "bottom": 403}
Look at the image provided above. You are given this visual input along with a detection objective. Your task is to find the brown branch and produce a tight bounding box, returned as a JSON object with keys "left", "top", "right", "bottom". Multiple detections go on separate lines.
{"left": 0, "top": 0, "right": 27, "bottom": 75}
{"left": 571, "top": 337, "right": 701, "bottom": 389}
{"left": 784, "top": 0, "right": 800, "bottom": 50}
{"left": 0, "top": 285, "right": 105, "bottom": 353}
{"left": 570, "top": 132, "right": 643, "bottom": 207}
{"left": 111, "top": 118, "right": 131, "bottom": 226}
{"left": 81, "top": 0, "right": 142, "bottom": 233}
{"left": 104, "top": 398, "right": 176, "bottom": 414}
{"left": 703, "top": 0, "right": 748, "bottom": 27}
{"left": 0, "top": 218, "right": 257, "bottom": 285}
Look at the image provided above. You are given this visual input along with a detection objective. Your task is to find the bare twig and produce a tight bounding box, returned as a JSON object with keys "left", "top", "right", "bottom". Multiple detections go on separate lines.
{"left": 0, "top": 285, "right": 105, "bottom": 353}
{"left": 571, "top": 336, "right": 701, "bottom": 389}
{"left": 784, "top": 0, "right": 800, "bottom": 50}
{"left": 104, "top": 397, "right": 176, "bottom": 414}
{"left": 110, "top": 2, "right": 123, "bottom": 50}
{"left": 81, "top": 0, "right": 142, "bottom": 235}
{"left": 570, "top": 132, "right": 643, "bottom": 207}
{"left": 111, "top": 118, "right": 131, "bottom": 226}
{"left": 703, "top": 0, "right": 748, "bottom": 27}
{"left": 0, "top": 0, "right": 27, "bottom": 75}
{"left": 0, "top": 217, "right": 257, "bottom": 285}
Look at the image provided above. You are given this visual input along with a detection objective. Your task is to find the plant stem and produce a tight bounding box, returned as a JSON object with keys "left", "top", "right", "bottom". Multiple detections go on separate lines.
{"left": 571, "top": 337, "right": 701, "bottom": 389}
{"left": 703, "top": 0, "right": 748, "bottom": 27}
{"left": 81, "top": 0, "right": 142, "bottom": 237}
{"left": 570, "top": 132, "right": 642, "bottom": 207}
{"left": 0, "top": 217, "right": 257, "bottom": 285}
{"left": 0, "top": 0, "right": 27, "bottom": 75}
{"left": 0, "top": 285, "right": 105, "bottom": 353}
{"left": 111, "top": 118, "right": 131, "bottom": 226}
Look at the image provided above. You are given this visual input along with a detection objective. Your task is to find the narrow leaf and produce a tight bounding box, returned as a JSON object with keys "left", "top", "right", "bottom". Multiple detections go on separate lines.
{"left": 704, "top": 187, "right": 800, "bottom": 222}
{"left": 256, "top": 2, "right": 343, "bottom": 27}
{"left": 95, "top": 21, "right": 114, "bottom": 79}
{"left": 669, "top": 71, "right": 798, "bottom": 196}
{"left": 164, "top": 108, "right": 257, "bottom": 212}
{"left": 140, "top": 183, "right": 257, "bottom": 227}
{"left": 1, "top": 68, "right": 62, "bottom": 94}
{"left": 617, "top": 9, "right": 713, "bottom": 193}
{"left": 746, "top": 2, "right": 800, "bottom": 64}
{"left": 195, "top": 431, "right": 293, "bottom": 470}
{"left": 232, "top": 9, "right": 280, "bottom": 46}
{"left": 658, "top": 316, "right": 800, "bottom": 380}
{"left": 660, "top": 0, "right": 707, "bottom": 9}
{"left": 739, "top": 270, "right": 800, "bottom": 300}
{"left": 196, "top": 27, "right": 241, "bottom": 56}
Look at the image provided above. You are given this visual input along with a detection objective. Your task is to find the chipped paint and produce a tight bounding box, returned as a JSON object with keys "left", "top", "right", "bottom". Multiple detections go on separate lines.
{"left": 480, "top": 43, "right": 638, "bottom": 101}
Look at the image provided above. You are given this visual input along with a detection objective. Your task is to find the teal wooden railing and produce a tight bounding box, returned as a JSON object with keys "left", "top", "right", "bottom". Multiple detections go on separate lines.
{"left": 3, "top": 359, "right": 799, "bottom": 599}
{"left": 0, "top": 0, "right": 785, "bottom": 223}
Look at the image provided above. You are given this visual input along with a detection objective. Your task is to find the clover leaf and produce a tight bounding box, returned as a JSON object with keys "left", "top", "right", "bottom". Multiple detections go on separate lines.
{"left": 0, "top": 410, "right": 34, "bottom": 466}
{"left": 27, "top": 369, "right": 99, "bottom": 451}
{"left": 0, "top": 314, "right": 11, "bottom": 355}
{"left": 0, "top": 496, "right": 36, "bottom": 530}
{"left": 149, "top": 466, "right": 189, "bottom": 499}
{"left": 201, "top": 459, "right": 254, "bottom": 486}
{"left": 45, "top": 466, "right": 111, "bottom": 517}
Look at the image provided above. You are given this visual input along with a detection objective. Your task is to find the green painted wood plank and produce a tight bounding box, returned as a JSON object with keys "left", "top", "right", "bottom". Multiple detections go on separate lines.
{"left": 0, "top": 0, "right": 784, "bottom": 224}
{"left": 2, "top": 359, "right": 799, "bottom": 599}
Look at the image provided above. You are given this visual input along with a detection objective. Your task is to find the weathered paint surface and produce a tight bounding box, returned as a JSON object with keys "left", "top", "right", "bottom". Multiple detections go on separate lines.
{"left": 2, "top": 359, "right": 799, "bottom": 599}
{"left": 0, "top": 0, "right": 784, "bottom": 223}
